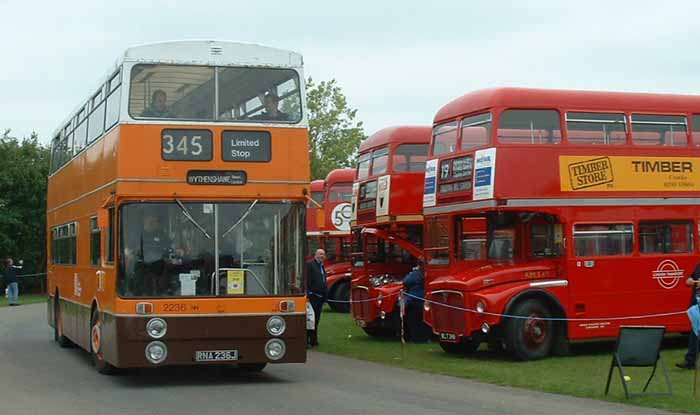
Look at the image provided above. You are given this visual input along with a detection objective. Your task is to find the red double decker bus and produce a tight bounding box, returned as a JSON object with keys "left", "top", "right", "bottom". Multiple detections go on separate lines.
{"left": 423, "top": 87, "right": 700, "bottom": 360}
{"left": 350, "top": 126, "right": 430, "bottom": 336}
{"left": 306, "top": 169, "right": 354, "bottom": 311}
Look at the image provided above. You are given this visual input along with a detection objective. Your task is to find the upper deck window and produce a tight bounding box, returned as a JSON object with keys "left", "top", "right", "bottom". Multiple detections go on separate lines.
{"left": 631, "top": 114, "right": 688, "bottom": 146}
{"left": 393, "top": 144, "right": 428, "bottom": 172}
{"left": 357, "top": 153, "right": 371, "bottom": 180}
{"left": 328, "top": 183, "right": 353, "bottom": 202}
{"left": 309, "top": 191, "right": 324, "bottom": 207}
{"left": 566, "top": 112, "right": 626, "bottom": 145}
{"left": 693, "top": 115, "right": 700, "bottom": 146}
{"left": 432, "top": 121, "right": 458, "bottom": 156}
{"left": 497, "top": 110, "right": 561, "bottom": 144}
{"left": 217, "top": 67, "right": 301, "bottom": 123}
{"left": 460, "top": 113, "right": 491, "bottom": 150}
{"left": 371, "top": 147, "right": 389, "bottom": 176}
{"left": 129, "top": 64, "right": 302, "bottom": 123}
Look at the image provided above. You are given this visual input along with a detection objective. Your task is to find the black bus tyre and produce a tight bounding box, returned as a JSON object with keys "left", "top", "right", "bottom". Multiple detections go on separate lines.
{"left": 439, "top": 337, "right": 479, "bottom": 355}
{"left": 329, "top": 281, "right": 350, "bottom": 313}
{"left": 504, "top": 299, "right": 554, "bottom": 361}
{"left": 54, "top": 296, "right": 73, "bottom": 348}
{"left": 90, "top": 309, "right": 117, "bottom": 375}
{"left": 239, "top": 363, "right": 267, "bottom": 372}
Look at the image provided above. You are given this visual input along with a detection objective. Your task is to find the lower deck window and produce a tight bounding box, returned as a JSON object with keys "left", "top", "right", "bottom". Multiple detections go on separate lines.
{"left": 574, "top": 224, "right": 633, "bottom": 256}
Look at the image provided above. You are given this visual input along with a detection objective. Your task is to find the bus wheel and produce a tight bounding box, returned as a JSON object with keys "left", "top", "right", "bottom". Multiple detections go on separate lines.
{"left": 90, "top": 309, "right": 116, "bottom": 375}
{"left": 439, "top": 338, "right": 479, "bottom": 355}
{"left": 504, "top": 299, "right": 553, "bottom": 360}
{"left": 329, "top": 282, "right": 350, "bottom": 313}
{"left": 239, "top": 363, "right": 267, "bottom": 372}
{"left": 53, "top": 296, "right": 73, "bottom": 348}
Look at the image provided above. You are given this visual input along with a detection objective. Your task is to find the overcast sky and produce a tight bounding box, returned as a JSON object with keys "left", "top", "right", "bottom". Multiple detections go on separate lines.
{"left": 2, "top": 0, "right": 700, "bottom": 144}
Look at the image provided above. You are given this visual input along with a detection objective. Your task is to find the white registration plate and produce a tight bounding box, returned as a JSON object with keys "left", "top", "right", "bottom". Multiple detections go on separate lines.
{"left": 195, "top": 350, "right": 239, "bottom": 362}
{"left": 439, "top": 332, "right": 458, "bottom": 342}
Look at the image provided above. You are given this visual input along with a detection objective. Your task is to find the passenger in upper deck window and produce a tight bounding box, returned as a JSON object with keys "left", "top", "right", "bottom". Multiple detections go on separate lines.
{"left": 252, "top": 92, "right": 291, "bottom": 122}
{"left": 141, "top": 89, "right": 173, "bottom": 118}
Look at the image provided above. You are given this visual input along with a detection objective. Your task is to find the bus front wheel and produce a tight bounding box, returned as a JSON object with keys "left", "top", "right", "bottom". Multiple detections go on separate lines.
{"left": 90, "top": 309, "right": 117, "bottom": 375}
{"left": 329, "top": 281, "right": 350, "bottom": 313}
{"left": 504, "top": 299, "right": 554, "bottom": 361}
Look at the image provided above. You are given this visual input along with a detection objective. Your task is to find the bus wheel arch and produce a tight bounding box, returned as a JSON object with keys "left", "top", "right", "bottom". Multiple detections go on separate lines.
{"left": 90, "top": 302, "right": 116, "bottom": 374}
{"left": 53, "top": 290, "right": 73, "bottom": 348}
{"left": 502, "top": 290, "right": 567, "bottom": 360}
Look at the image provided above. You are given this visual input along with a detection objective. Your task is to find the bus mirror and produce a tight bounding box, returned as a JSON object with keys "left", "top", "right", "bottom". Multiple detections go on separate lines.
{"left": 97, "top": 208, "right": 109, "bottom": 229}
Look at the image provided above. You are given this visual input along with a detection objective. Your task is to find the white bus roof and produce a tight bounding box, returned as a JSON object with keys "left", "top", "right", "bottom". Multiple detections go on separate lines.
{"left": 122, "top": 40, "right": 303, "bottom": 68}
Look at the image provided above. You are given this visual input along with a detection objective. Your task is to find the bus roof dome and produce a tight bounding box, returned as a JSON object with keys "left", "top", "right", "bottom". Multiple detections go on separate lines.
{"left": 359, "top": 126, "right": 432, "bottom": 153}
{"left": 122, "top": 40, "right": 303, "bottom": 67}
{"left": 434, "top": 87, "right": 700, "bottom": 124}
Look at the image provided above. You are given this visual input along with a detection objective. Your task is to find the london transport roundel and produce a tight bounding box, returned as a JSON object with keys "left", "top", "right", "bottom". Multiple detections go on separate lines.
{"left": 331, "top": 202, "right": 352, "bottom": 232}
{"left": 652, "top": 259, "right": 684, "bottom": 289}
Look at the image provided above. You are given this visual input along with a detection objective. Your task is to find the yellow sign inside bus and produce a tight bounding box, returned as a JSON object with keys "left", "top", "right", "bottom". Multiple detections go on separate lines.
{"left": 559, "top": 155, "right": 700, "bottom": 191}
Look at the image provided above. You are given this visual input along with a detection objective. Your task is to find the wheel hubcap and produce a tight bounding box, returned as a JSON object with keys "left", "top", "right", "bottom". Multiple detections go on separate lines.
{"left": 91, "top": 321, "right": 102, "bottom": 357}
{"left": 523, "top": 313, "right": 547, "bottom": 348}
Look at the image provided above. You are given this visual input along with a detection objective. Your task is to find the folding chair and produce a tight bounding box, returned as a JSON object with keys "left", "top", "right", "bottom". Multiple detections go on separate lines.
{"left": 604, "top": 325, "right": 672, "bottom": 399}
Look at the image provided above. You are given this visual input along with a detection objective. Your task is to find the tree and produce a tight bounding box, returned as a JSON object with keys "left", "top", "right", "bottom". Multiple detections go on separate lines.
{"left": 0, "top": 129, "right": 50, "bottom": 273}
{"left": 306, "top": 78, "right": 366, "bottom": 180}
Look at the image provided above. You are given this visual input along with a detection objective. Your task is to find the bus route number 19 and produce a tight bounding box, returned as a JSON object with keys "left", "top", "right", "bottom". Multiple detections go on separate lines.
{"left": 161, "top": 129, "right": 213, "bottom": 161}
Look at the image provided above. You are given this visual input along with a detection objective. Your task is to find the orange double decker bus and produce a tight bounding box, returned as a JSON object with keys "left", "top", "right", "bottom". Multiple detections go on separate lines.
{"left": 349, "top": 126, "right": 430, "bottom": 336}
{"left": 47, "top": 41, "right": 309, "bottom": 373}
{"left": 306, "top": 169, "right": 354, "bottom": 311}
{"left": 423, "top": 87, "right": 700, "bottom": 360}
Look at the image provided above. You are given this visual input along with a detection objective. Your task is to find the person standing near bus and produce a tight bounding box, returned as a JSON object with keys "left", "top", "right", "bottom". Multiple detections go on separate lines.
{"left": 677, "top": 264, "right": 700, "bottom": 369}
{"left": 3, "top": 258, "right": 22, "bottom": 306}
{"left": 402, "top": 261, "right": 431, "bottom": 342}
{"left": 306, "top": 249, "right": 328, "bottom": 347}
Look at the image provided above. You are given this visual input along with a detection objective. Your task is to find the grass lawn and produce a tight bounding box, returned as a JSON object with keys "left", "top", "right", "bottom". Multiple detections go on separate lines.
{"left": 317, "top": 307, "right": 700, "bottom": 414}
{"left": 0, "top": 293, "right": 46, "bottom": 308}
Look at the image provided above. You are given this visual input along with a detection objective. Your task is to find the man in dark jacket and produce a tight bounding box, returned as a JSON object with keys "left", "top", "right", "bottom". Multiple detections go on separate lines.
{"left": 306, "top": 249, "right": 328, "bottom": 347}
{"left": 677, "top": 264, "right": 700, "bottom": 369}
{"left": 402, "top": 261, "right": 431, "bottom": 342}
{"left": 3, "top": 258, "right": 22, "bottom": 306}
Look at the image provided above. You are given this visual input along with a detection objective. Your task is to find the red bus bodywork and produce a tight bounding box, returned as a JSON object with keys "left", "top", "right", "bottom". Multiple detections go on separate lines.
{"left": 306, "top": 170, "right": 354, "bottom": 311}
{"left": 423, "top": 87, "right": 700, "bottom": 360}
{"left": 350, "top": 126, "right": 431, "bottom": 335}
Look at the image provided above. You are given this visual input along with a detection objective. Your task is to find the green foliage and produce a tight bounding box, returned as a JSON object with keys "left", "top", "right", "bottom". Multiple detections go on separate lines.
{"left": 306, "top": 78, "right": 366, "bottom": 180}
{"left": 0, "top": 129, "right": 50, "bottom": 273}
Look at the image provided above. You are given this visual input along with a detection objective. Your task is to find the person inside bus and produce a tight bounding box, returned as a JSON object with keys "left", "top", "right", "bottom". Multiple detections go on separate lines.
{"left": 252, "top": 92, "right": 291, "bottom": 122}
{"left": 124, "top": 211, "right": 182, "bottom": 296}
{"left": 402, "top": 260, "right": 431, "bottom": 343}
{"left": 141, "top": 89, "right": 173, "bottom": 118}
{"left": 676, "top": 263, "right": 700, "bottom": 369}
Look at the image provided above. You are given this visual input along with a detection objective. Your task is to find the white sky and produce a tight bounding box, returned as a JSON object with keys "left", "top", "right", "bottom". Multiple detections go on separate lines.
{"left": 2, "top": 0, "right": 700, "bottom": 144}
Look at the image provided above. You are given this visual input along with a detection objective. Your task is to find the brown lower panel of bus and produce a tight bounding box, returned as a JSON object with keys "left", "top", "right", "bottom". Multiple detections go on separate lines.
{"left": 102, "top": 313, "right": 307, "bottom": 368}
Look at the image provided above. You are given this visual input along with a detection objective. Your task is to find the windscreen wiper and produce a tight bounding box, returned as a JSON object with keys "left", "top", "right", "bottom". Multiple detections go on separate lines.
{"left": 175, "top": 199, "right": 212, "bottom": 239}
{"left": 221, "top": 200, "right": 259, "bottom": 238}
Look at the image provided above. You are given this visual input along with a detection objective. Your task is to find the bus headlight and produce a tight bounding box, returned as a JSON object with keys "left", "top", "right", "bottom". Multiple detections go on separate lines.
{"left": 146, "top": 318, "right": 167, "bottom": 339}
{"left": 265, "top": 339, "right": 286, "bottom": 361}
{"left": 145, "top": 341, "right": 168, "bottom": 364}
{"left": 266, "top": 316, "right": 286, "bottom": 336}
{"left": 476, "top": 301, "right": 485, "bottom": 314}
